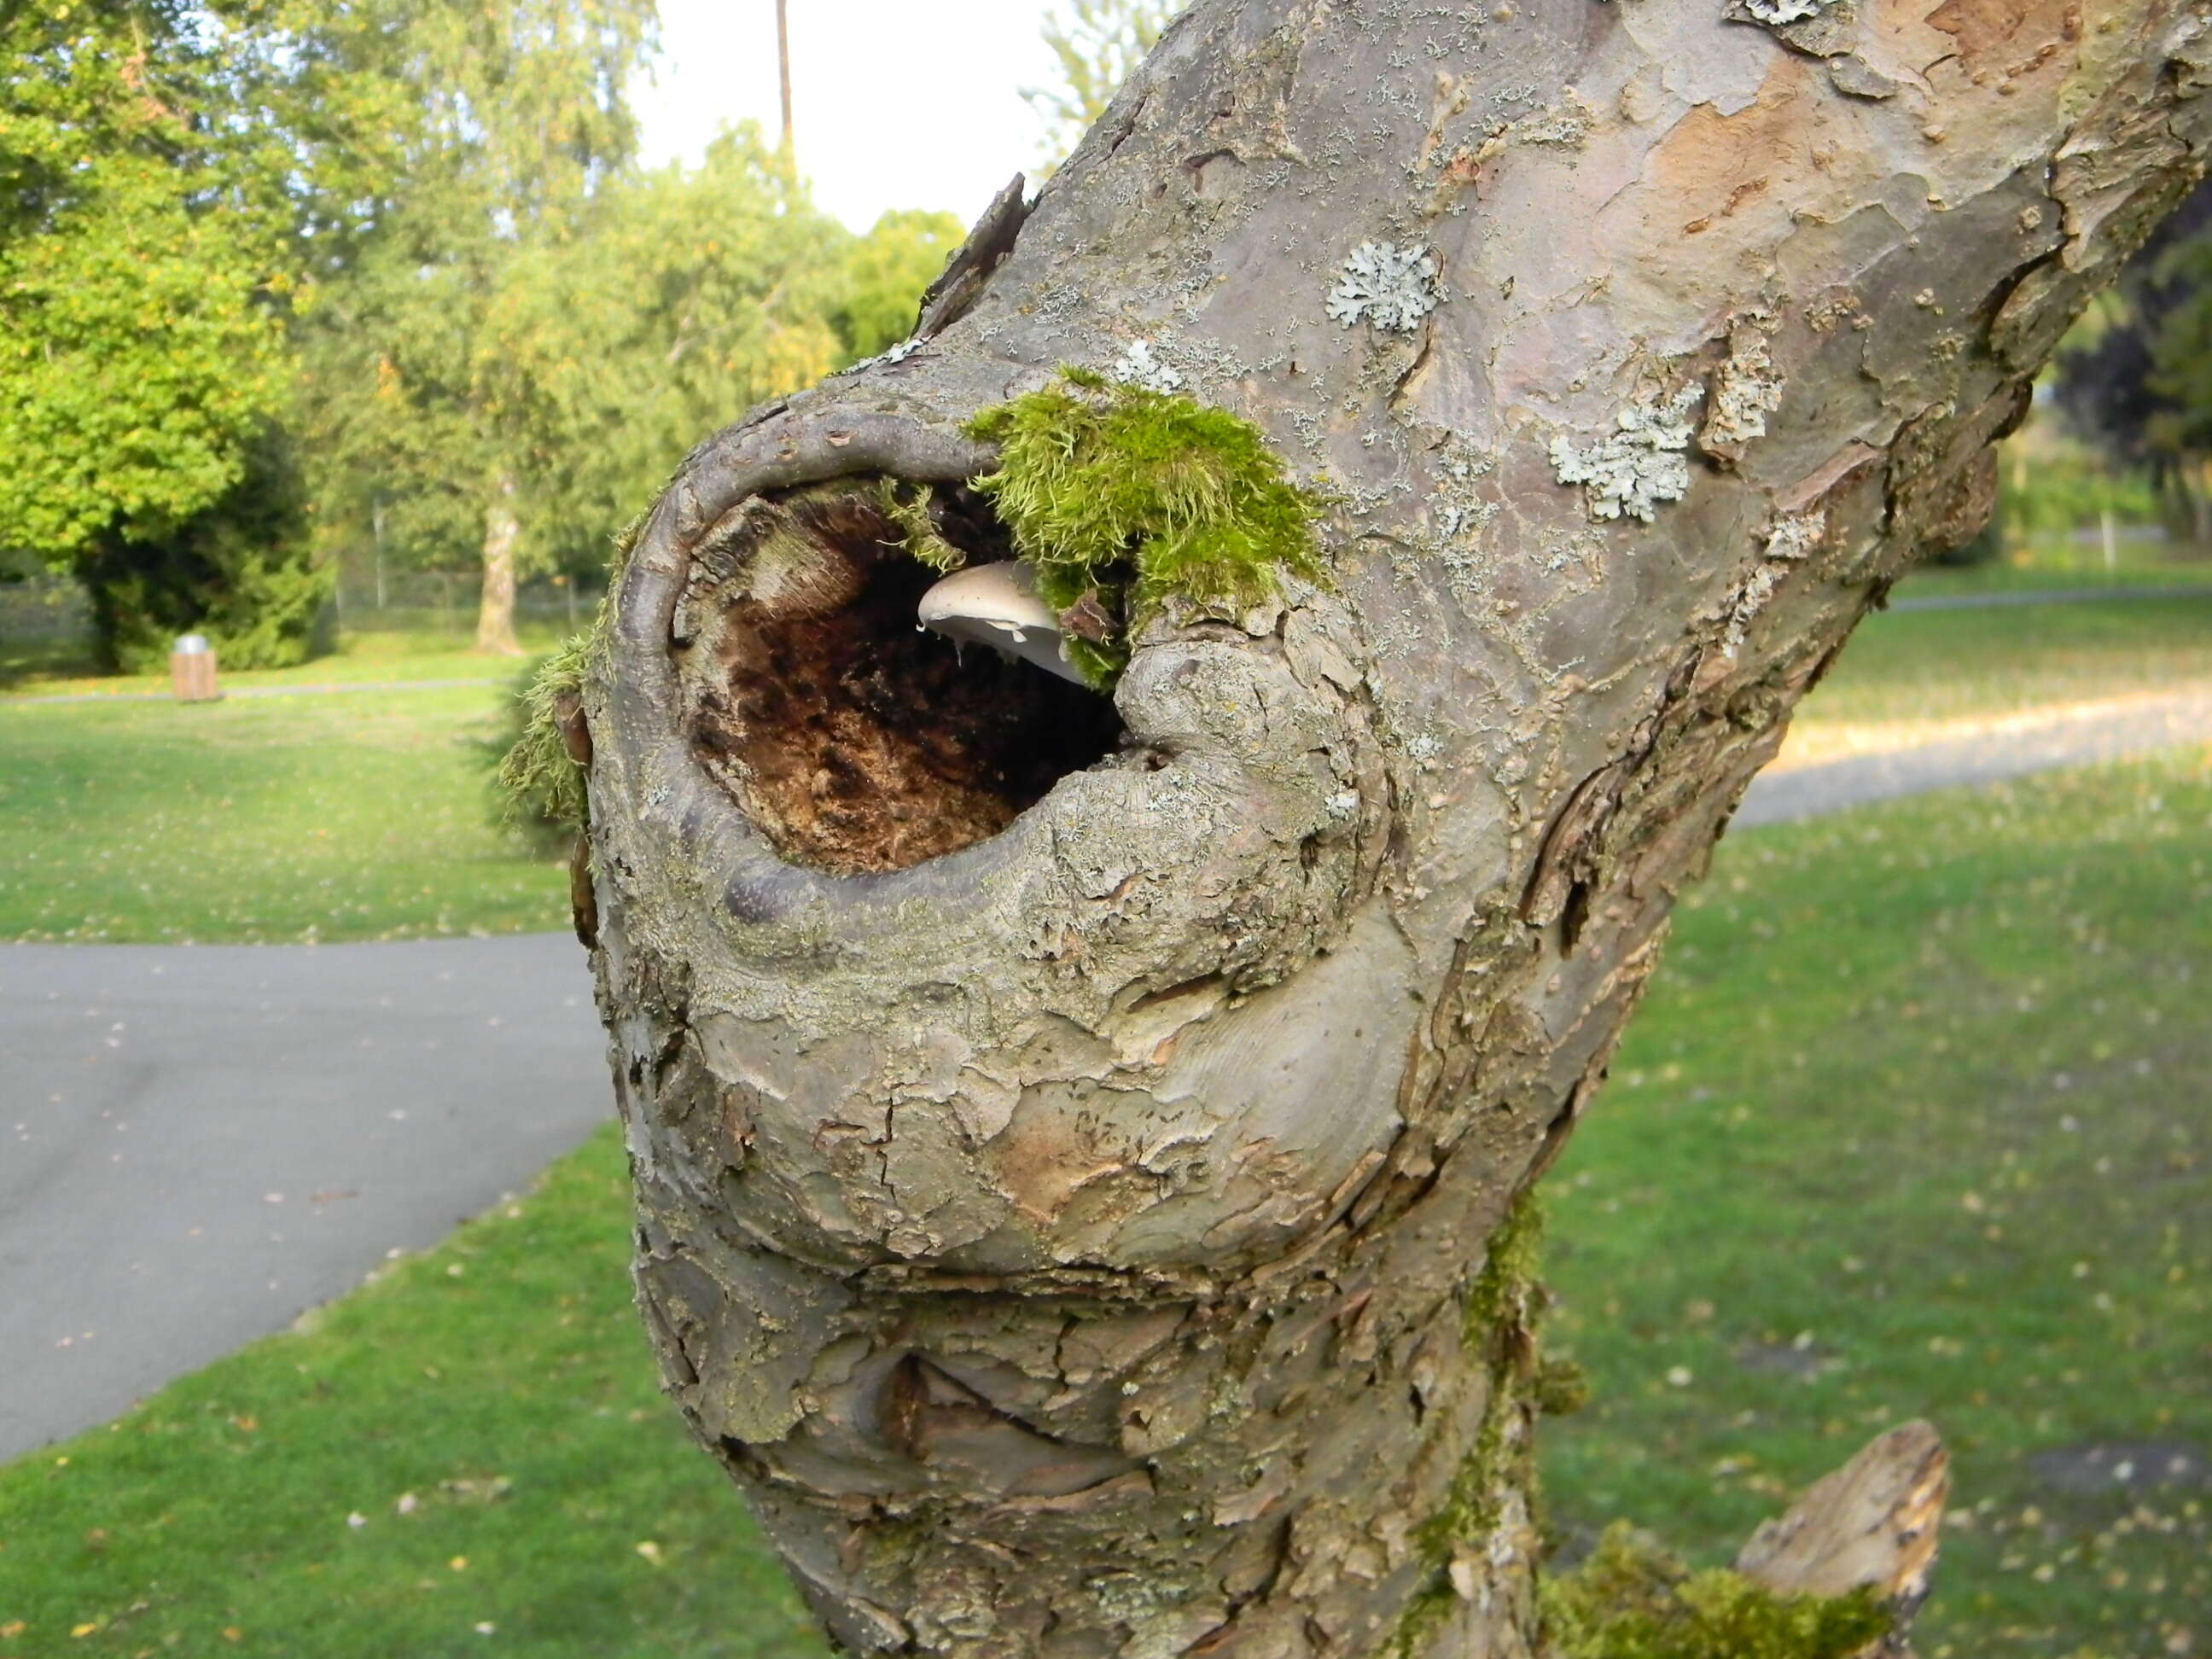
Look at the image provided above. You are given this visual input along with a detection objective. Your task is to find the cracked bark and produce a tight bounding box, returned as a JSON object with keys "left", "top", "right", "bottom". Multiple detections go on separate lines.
{"left": 574, "top": 3, "right": 2212, "bottom": 1655}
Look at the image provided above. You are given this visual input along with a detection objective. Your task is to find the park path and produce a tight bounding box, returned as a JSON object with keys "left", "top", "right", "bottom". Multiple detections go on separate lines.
{"left": 0, "top": 937, "right": 607, "bottom": 1459}
{"left": 3, "top": 685, "right": 2209, "bottom": 1461}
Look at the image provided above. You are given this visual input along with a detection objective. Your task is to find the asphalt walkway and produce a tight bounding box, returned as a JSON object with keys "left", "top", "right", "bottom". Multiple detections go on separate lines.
{"left": 1737, "top": 685, "right": 2212, "bottom": 825}
{"left": 1, "top": 937, "right": 606, "bottom": 1458}
{"left": 3, "top": 685, "right": 2209, "bottom": 1461}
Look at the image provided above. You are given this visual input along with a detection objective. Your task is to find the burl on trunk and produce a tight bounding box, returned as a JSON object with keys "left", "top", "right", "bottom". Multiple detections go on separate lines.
{"left": 566, "top": 3, "right": 2210, "bottom": 1655}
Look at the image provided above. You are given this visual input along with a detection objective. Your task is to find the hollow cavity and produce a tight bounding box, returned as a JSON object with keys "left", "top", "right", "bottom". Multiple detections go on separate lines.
{"left": 672, "top": 481, "right": 1124, "bottom": 876}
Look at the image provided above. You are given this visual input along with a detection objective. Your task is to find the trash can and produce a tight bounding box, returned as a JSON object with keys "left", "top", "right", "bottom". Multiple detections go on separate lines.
{"left": 171, "top": 634, "right": 219, "bottom": 702}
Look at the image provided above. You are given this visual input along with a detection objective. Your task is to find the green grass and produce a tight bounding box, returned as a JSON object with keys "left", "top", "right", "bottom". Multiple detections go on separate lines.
{"left": 0, "top": 1126, "right": 824, "bottom": 1659}
{"left": 0, "top": 614, "right": 581, "bottom": 701}
{"left": 1898, "top": 527, "right": 2212, "bottom": 599}
{"left": 1543, "top": 747, "right": 2212, "bottom": 1659}
{"left": 0, "top": 685, "right": 567, "bottom": 942}
{"left": 1790, "top": 595, "right": 2212, "bottom": 738}
{"left": 2, "top": 753, "right": 2204, "bottom": 1656}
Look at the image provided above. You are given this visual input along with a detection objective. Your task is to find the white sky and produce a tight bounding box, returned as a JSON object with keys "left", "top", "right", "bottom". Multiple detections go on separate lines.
{"left": 636, "top": 1, "right": 1069, "bottom": 232}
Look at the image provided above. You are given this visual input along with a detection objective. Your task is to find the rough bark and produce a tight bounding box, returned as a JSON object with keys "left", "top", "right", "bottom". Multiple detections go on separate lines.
{"left": 576, "top": 4, "right": 2212, "bottom": 1655}
{"left": 476, "top": 474, "right": 523, "bottom": 656}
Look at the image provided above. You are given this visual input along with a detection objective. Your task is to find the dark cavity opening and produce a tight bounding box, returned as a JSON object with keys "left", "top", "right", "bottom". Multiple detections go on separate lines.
{"left": 672, "top": 480, "right": 1124, "bottom": 876}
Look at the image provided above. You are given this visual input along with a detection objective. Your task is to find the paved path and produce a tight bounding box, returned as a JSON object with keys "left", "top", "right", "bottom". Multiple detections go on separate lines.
{"left": 3, "top": 685, "right": 2209, "bottom": 1463}
{"left": 0, "top": 937, "right": 607, "bottom": 1459}
{"left": 1737, "top": 685, "right": 2212, "bottom": 825}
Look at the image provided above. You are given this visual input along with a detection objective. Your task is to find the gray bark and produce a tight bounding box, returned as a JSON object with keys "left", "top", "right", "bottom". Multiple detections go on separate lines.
{"left": 575, "top": 4, "right": 2212, "bottom": 1654}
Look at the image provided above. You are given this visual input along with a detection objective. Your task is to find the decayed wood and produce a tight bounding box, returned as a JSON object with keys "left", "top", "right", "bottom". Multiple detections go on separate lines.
{"left": 1737, "top": 1420, "right": 1952, "bottom": 1649}
{"left": 576, "top": 3, "right": 2212, "bottom": 1654}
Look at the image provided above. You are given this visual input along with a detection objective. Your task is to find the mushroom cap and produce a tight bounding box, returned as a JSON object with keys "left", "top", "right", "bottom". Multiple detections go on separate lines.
{"left": 917, "top": 562, "right": 1087, "bottom": 685}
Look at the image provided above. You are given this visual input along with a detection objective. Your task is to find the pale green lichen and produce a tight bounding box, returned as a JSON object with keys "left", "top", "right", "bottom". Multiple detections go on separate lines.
{"left": 1327, "top": 241, "right": 1442, "bottom": 333}
{"left": 964, "top": 369, "right": 1326, "bottom": 687}
{"left": 1550, "top": 387, "right": 1702, "bottom": 522}
{"left": 1742, "top": 0, "right": 1840, "bottom": 22}
{"left": 1540, "top": 1524, "right": 1890, "bottom": 1659}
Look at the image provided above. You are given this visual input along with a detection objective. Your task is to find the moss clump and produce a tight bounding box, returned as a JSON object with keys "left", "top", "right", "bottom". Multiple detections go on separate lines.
{"left": 1414, "top": 1188, "right": 1550, "bottom": 1560}
{"left": 875, "top": 479, "right": 966, "bottom": 573}
{"left": 497, "top": 629, "right": 595, "bottom": 840}
{"left": 1541, "top": 1525, "right": 1891, "bottom": 1659}
{"left": 1534, "top": 1354, "right": 1590, "bottom": 1417}
{"left": 1391, "top": 1190, "right": 1553, "bottom": 1658}
{"left": 494, "top": 508, "right": 648, "bottom": 837}
{"left": 963, "top": 368, "right": 1325, "bottom": 686}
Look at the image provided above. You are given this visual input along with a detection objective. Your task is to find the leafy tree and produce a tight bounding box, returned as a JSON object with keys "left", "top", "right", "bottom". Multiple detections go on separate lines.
{"left": 833, "top": 208, "right": 966, "bottom": 363}
{"left": 485, "top": 128, "right": 854, "bottom": 571}
{"left": 1023, "top": 0, "right": 1181, "bottom": 170}
{"left": 2052, "top": 176, "right": 2212, "bottom": 544}
{"left": 77, "top": 429, "right": 325, "bottom": 672}
{"left": 0, "top": 0, "right": 325, "bottom": 668}
{"left": 309, "top": 120, "right": 853, "bottom": 636}
{"left": 294, "top": 0, "right": 659, "bottom": 655}
{"left": 2138, "top": 201, "right": 2212, "bottom": 549}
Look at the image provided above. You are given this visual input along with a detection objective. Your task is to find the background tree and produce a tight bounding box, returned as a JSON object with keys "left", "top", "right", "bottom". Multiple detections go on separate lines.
{"left": 0, "top": 0, "right": 324, "bottom": 670}
{"left": 294, "top": 0, "right": 657, "bottom": 655}
{"left": 2053, "top": 177, "right": 2212, "bottom": 543}
{"left": 308, "top": 121, "right": 864, "bottom": 630}
{"left": 564, "top": 3, "right": 2212, "bottom": 1655}
{"left": 833, "top": 210, "right": 969, "bottom": 363}
{"left": 1023, "top": 0, "right": 1181, "bottom": 169}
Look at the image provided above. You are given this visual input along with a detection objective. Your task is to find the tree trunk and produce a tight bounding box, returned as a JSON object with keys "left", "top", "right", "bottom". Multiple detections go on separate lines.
{"left": 576, "top": 4, "right": 2212, "bottom": 1655}
{"left": 476, "top": 474, "right": 523, "bottom": 655}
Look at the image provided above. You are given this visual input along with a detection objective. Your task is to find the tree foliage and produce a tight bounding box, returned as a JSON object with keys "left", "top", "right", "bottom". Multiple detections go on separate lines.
{"left": 833, "top": 208, "right": 965, "bottom": 362}
{"left": 2052, "top": 176, "right": 2212, "bottom": 539}
{"left": 287, "top": 0, "right": 659, "bottom": 651}
{"left": 1023, "top": 0, "right": 1182, "bottom": 170}
{"left": 0, "top": 0, "right": 324, "bottom": 666}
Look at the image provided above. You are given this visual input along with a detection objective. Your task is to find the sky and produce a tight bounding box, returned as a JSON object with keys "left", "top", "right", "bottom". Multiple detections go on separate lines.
{"left": 635, "top": 0, "right": 1070, "bottom": 233}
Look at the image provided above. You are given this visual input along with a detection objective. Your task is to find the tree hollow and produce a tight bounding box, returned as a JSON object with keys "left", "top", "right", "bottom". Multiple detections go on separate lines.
{"left": 672, "top": 481, "right": 1123, "bottom": 876}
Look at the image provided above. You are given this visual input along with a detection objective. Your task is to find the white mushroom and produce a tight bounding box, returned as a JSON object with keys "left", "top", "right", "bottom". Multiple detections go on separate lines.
{"left": 917, "top": 562, "right": 1088, "bottom": 685}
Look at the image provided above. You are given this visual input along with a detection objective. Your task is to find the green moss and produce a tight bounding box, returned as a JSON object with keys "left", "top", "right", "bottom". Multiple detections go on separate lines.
{"left": 494, "top": 511, "right": 640, "bottom": 836}
{"left": 963, "top": 369, "right": 1326, "bottom": 687}
{"left": 1541, "top": 1525, "right": 1891, "bottom": 1659}
{"left": 496, "top": 629, "right": 594, "bottom": 836}
{"left": 1414, "top": 1189, "right": 1550, "bottom": 1562}
{"left": 875, "top": 479, "right": 966, "bottom": 574}
{"left": 1463, "top": 1186, "right": 1547, "bottom": 1345}
{"left": 1534, "top": 1356, "right": 1590, "bottom": 1417}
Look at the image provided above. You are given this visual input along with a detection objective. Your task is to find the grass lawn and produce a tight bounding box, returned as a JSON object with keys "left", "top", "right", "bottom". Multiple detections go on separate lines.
{"left": 1544, "top": 748, "right": 2212, "bottom": 1659}
{"left": 0, "top": 613, "right": 579, "bottom": 702}
{"left": 0, "top": 685, "right": 568, "bottom": 943}
{"left": 0, "top": 1131, "right": 822, "bottom": 1658}
{"left": 2, "top": 749, "right": 2205, "bottom": 1656}
{"left": 1895, "top": 524, "right": 2212, "bottom": 599}
{"left": 3, "top": 591, "right": 2209, "bottom": 945}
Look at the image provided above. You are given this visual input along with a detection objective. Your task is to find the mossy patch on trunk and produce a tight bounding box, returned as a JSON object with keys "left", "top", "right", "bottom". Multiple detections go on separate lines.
{"left": 1540, "top": 1525, "right": 1889, "bottom": 1659}
{"left": 964, "top": 369, "right": 1327, "bottom": 687}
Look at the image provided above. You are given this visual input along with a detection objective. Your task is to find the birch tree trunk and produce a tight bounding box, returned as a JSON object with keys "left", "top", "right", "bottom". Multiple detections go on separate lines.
{"left": 476, "top": 473, "right": 524, "bottom": 656}
{"left": 574, "top": 3, "right": 2212, "bottom": 1654}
